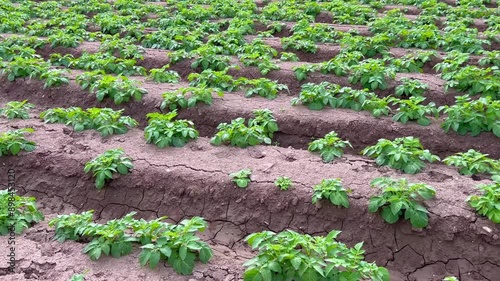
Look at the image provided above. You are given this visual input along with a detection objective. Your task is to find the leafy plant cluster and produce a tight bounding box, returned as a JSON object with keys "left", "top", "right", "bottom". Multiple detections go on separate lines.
{"left": 444, "top": 149, "right": 499, "bottom": 178}
{"left": 0, "top": 128, "right": 36, "bottom": 157}
{"left": 274, "top": 176, "right": 292, "bottom": 190}
{"left": 40, "top": 107, "right": 138, "bottom": 137}
{"left": 441, "top": 96, "right": 500, "bottom": 137}
{"left": 0, "top": 190, "right": 44, "bottom": 235}
{"left": 0, "top": 56, "right": 69, "bottom": 88}
{"left": 76, "top": 71, "right": 148, "bottom": 104}
{"left": 148, "top": 65, "right": 181, "bottom": 83}
{"left": 144, "top": 110, "right": 199, "bottom": 148}
{"left": 0, "top": 100, "right": 34, "bottom": 119}
{"left": 244, "top": 230, "right": 390, "bottom": 281}
{"left": 211, "top": 109, "right": 278, "bottom": 148}
{"left": 49, "top": 211, "right": 213, "bottom": 275}
{"left": 312, "top": 178, "right": 350, "bottom": 208}
{"left": 467, "top": 181, "right": 500, "bottom": 223}
{"left": 291, "top": 82, "right": 392, "bottom": 118}
{"left": 230, "top": 169, "right": 252, "bottom": 188}
{"left": 84, "top": 148, "right": 134, "bottom": 189}
{"left": 308, "top": 131, "right": 352, "bottom": 163}
{"left": 68, "top": 52, "right": 146, "bottom": 76}
{"left": 362, "top": 136, "right": 440, "bottom": 174}
{"left": 161, "top": 86, "right": 224, "bottom": 111}
{"left": 369, "top": 177, "right": 436, "bottom": 228}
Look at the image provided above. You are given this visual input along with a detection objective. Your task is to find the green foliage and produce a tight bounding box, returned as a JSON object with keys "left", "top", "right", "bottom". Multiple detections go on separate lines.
{"left": 443, "top": 66, "right": 499, "bottom": 99}
{"left": 308, "top": 131, "right": 352, "bottom": 163}
{"left": 69, "top": 273, "right": 86, "bottom": 281}
{"left": 230, "top": 169, "right": 252, "bottom": 188}
{"left": 84, "top": 148, "right": 134, "bottom": 189}
{"left": 50, "top": 211, "right": 212, "bottom": 275}
{"left": 443, "top": 277, "right": 459, "bottom": 281}
{"left": 0, "top": 56, "right": 50, "bottom": 81}
{"left": 47, "top": 31, "right": 82, "bottom": 48}
{"left": 40, "top": 107, "right": 138, "bottom": 137}
{"left": 99, "top": 36, "right": 145, "bottom": 59}
{"left": 361, "top": 137, "right": 440, "bottom": 174}
{"left": 76, "top": 72, "right": 148, "bottom": 104}
{"left": 48, "top": 211, "right": 94, "bottom": 242}
{"left": 244, "top": 230, "right": 390, "bottom": 281}
{"left": 312, "top": 179, "right": 350, "bottom": 208}
{"left": 40, "top": 69, "right": 70, "bottom": 88}
{"left": 369, "top": 177, "right": 436, "bottom": 228}
{"left": 211, "top": 109, "right": 278, "bottom": 148}
{"left": 479, "top": 51, "right": 500, "bottom": 68}
{"left": 467, "top": 181, "right": 500, "bottom": 223}
{"left": 82, "top": 213, "right": 138, "bottom": 260}
{"left": 0, "top": 190, "right": 44, "bottom": 235}
{"left": 292, "top": 64, "right": 319, "bottom": 81}
{"left": 441, "top": 96, "right": 500, "bottom": 137}
{"left": 390, "top": 96, "right": 440, "bottom": 126}
{"left": 339, "top": 35, "right": 390, "bottom": 58}
{"left": 160, "top": 87, "right": 223, "bottom": 111}
{"left": 0, "top": 128, "right": 36, "bottom": 156}
{"left": 248, "top": 109, "right": 279, "bottom": 138}
{"left": 0, "top": 100, "right": 34, "bottom": 119}
{"left": 395, "top": 78, "right": 430, "bottom": 97}
{"left": 348, "top": 59, "right": 396, "bottom": 91}
{"left": 188, "top": 69, "right": 238, "bottom": 91}
{"left": 362, "top": 96, "right": 391, "bottom": 118}
{"left": 191, "top": 53, "right": 230, "bottom": 71}
{"left": 148, "top": 66, "right": 180, "bottom": 83}
{"left": 274, "top": 176, "right": 292, "bottom": 190}
{"left": 279, "top": 52, "right": 299, "bottom": 62}
{"left": 69, "top": 52, "right": 146, "bottom": 76}
{"left": 444, "top": 149, "right": 499, "bottom": 176}
{"left": 144, "top": 111, "right": 199, "bottom": 148}
{"left": 291, "top": 82, "right": 376, "bottom": 111}
{"left": 281, "top": 37, "right": 318, "bottom": 53}
{"left": 236, "top": 78, "right": 288, "bottom": 99}
{"left": 239, "top": 53, "right": 280, "bottom": 75}
{"left": 137, "top": 216, "right": 212, "bottom": 275}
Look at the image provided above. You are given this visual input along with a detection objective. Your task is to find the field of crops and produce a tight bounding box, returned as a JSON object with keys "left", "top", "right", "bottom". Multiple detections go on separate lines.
{"left": 0, "top": 0, "right": 499, "bottom": 280}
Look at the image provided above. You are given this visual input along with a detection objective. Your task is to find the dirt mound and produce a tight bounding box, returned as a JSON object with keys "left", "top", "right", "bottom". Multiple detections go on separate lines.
{"left": 0, "top": 120, "right": 498, "bottom": 280}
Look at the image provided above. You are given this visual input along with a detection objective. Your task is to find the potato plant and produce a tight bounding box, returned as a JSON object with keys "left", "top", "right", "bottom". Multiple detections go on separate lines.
{"left": 0, "top": 128, "right": 36, "bottom": 156}
{"left": 211, "top": 109, "right": 278, "bottom": 148}
{"left": 40, "top": 107, "right": 138, "bottom": 137}
{"left": 312, "top": 179, "right": 350, "bottom": 208}
{"left": 395, "top": 78, "right": 430, "bottom": 97}
{"left": 48, "top": 210, "right": 94, "bottom": 242}
{"left": 348, "top": 59, "right": 396, "bottom": 91}
{"left": 160, "top": 86, "right": 223, "bottom": 111}
{"left": 244, "top": 230, "right": 390, "bottom": 281}
{"left": 147, "top": 66, "right": 181, "bottom": 83}
{"left": 390, "top": 96, "right": 441, "bottom": 126}
{"left": 441, "top": 96, "right": 500, "bottom": 137}
{"left": 236, "top": 77, "right": 289, "bottom": 100}
{"left": 274, "top": 176, "right": 292, "bottom": 190}
{"left": 467, "top": 181, "right": 500, "bottom": 223}
{"left": 84, "top": 148, "right": 134, "bottom": 189}
{"left": 144, "top": 111, "right": 199, "bottom": 148}
{"left": 291, "top": 82, "right": 377, "bottom": 111}
{"left": 49, "top": 211, "right": 213, "bottom": 275}
{"left": 77, "top": 72, "right": 148, "bottom": 104}
{"left": 0, "top": 100, "right": 34, "bottom": 119}
{"left": 0, "top": 190, "right": 44, "bottom": 235}
{"left": 444, "top": 149, "right": 499, "bottom": 176}
{"left": 308, "top": 131, "right": 352, "bottom": 163}
{"left": 361, "top": 137, "right": 440, "bottom": 174}
{"left": 230, "top": 169, "right": 252, "bottom": 188}
{"left": 369, "top": 177, "right": 436, "bottom": 228}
